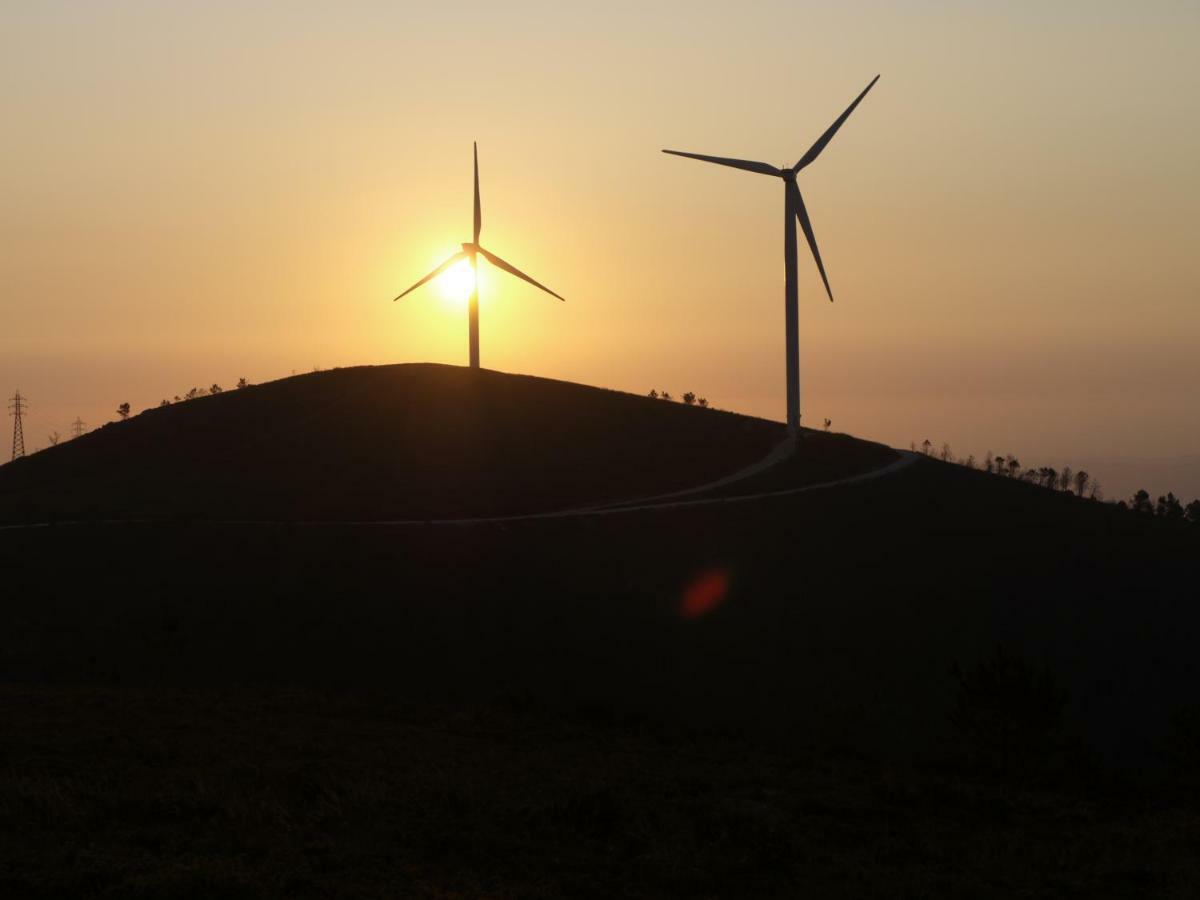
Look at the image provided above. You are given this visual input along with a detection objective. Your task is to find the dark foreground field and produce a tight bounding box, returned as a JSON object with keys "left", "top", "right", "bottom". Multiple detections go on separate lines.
{"left": 2, "top": 367, "right": 1198, "bottom": 897}
{"left": 6, "top": 686, "right": 1199, "bottom": 899}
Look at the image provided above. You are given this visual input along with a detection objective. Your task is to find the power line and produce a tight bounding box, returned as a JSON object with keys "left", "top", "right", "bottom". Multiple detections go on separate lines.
{"left": 8, "top": 391, "right": 27, "bottom": 461}
{"left": 71, "top": 417, "right": 86, "bottom": 439}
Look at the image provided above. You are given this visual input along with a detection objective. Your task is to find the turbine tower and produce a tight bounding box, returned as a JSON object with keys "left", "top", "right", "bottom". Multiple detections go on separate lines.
{"left": 393, "top": 143, "right": 564, "bottom": 369}
{"left": 664, "top": 76, "right": 879, "bottom": 434}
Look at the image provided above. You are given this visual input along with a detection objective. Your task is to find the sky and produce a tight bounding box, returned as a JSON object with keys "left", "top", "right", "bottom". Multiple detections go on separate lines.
{"left": 2, "top": 1, "right": 1198, "bottom": 500}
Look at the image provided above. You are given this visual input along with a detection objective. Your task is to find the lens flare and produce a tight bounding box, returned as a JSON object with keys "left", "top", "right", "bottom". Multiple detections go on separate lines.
{"left": 680, "top": 567, "right": 731, "bottom": 619}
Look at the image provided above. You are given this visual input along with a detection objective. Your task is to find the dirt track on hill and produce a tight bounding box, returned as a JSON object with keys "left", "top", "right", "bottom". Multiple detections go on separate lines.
{"left": 0, "top": 445, "right": 917, "bottom": 530}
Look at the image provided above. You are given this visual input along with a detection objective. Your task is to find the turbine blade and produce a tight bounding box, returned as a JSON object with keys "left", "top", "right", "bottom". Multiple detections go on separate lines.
{"left": 473, "top": 142, "right": 481, "bottom": 244}
{"left": 392, "top": 252, "right": 466, "bottom": 301}
{"left": 477, "top": 247, "right": 565, "bottom": 301}
{"left": 793, "top": 75, "right": 880, "bottom": 172}
{"left": 791, "top": 182, "right": 833, "bottom": 302}
{"left": 661, "top": 150, "right": 781, "bottom": 177}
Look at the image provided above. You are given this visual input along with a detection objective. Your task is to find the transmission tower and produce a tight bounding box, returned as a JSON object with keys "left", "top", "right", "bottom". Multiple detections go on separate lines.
{"left": 71, "top": 417, "right": 86, "bottom": 439}
{"left": 8, "top": 391, "right": 27, "bottom": 461}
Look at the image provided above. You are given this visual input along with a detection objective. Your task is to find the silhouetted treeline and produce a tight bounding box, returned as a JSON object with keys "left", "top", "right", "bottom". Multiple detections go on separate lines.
{"left": 1124, "top": 489, "right": 1199, "bottom": 523}
{"left": 647, "top": 389, "right": 709, "bottom": 408}
{"left": 153, "top": 378, "right": 251, "bottom": 410}
{"left": 914, "top": 438, "right": 1200, "bottom": 525}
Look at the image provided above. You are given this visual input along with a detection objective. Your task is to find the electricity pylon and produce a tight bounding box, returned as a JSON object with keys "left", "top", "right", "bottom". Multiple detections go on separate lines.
{"left": 8, "top": 391, "right": 27, "bottom": 460}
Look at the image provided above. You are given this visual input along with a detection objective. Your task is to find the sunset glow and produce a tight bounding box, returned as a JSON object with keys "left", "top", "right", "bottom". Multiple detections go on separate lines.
{"left": 2, "top": 6, "right": 1199, "bottom": 892}
{"left": 1, "top": 3, "right": 1197, "bottom": 498}
{"left": 438, "top": 258, "right": 476, "bottom": 306}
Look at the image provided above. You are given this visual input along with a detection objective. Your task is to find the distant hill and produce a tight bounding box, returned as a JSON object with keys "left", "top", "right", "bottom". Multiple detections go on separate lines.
{"left": 0, "top": 363, "right": 870, "bottom": 523}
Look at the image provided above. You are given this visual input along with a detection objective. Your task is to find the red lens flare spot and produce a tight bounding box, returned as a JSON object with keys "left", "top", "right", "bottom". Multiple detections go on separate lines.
{"left": 680, "top": 567, "right": 731, "bottom": 619}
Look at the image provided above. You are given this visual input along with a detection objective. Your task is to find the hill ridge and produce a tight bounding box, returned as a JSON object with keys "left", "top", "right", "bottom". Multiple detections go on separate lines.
{"left": 0, "top": 363, "right": 898, "bottom": 523}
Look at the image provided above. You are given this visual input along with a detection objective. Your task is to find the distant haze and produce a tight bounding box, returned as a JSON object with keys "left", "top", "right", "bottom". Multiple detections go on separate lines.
{"left": 2, "top": 1, "right": 1197, "bottom": 501}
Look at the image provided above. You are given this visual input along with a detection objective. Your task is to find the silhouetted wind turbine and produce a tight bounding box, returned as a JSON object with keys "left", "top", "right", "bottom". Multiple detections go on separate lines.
{"left": 393, "top": 142, "right": 564, "bottom": 369}
{"left": 664, "top": 76, "right": 879, "bottom": 434}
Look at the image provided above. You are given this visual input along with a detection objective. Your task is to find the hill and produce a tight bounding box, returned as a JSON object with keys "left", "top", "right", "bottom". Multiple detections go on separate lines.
{"left": 0, "top": 364, "right": 893, "bottom": 523}
{"left": 3, "top": 367, "right": 1194, "bottom": 767}
{"left": 1, "top": 365, "right": 1198, "bottom": 897}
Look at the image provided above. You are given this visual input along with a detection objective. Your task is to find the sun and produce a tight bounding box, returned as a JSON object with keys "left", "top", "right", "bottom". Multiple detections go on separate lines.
{"left": 437, "top": 257, "right": 476, "bottom": 305}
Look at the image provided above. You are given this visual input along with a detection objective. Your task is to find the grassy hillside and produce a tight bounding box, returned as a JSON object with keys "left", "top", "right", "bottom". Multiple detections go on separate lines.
{"left": 1, "top": 367, "right": 1197, "bottom": 896}
{"left": 0, "top": 364, "right": 826, "bottom": 523}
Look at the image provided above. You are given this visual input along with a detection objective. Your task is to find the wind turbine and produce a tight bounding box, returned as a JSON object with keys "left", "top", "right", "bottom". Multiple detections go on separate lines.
{"left": 393, "top": 142, "right": 564, "bottom": 369}
{"left": 664, "top": 75, "right": 879, "bottom": 435}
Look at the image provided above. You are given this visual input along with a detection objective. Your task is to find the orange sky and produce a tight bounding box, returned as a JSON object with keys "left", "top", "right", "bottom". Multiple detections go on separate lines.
{"left": 2, "top": 2, "right": 1198, "bottom": 499}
